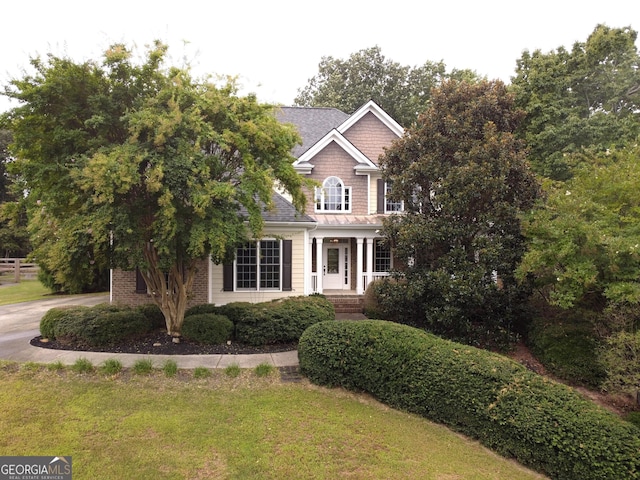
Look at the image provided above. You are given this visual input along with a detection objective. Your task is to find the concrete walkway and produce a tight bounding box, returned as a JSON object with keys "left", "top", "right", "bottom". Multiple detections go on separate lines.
{"left": 0, "top": 293, "right": 299, "bottom": 369}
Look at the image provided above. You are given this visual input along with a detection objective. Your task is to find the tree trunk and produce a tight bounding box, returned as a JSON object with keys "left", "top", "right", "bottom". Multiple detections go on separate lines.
{"left": 139, "top": 244, "right": 197, "bottom": 337}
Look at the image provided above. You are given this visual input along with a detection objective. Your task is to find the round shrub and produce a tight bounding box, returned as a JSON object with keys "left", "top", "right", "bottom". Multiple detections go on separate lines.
{"left": 216, "top": 302, "right": 255, "bottom": 324}
{"left": 181, "top": 313, "right": 233, "bottom": 345}
{"left": 299, "top": 320, "right": 640, "bottom": 480}
{"left": 362, "top": 280, "right": 384, "bottom": 318}
{"left": 50, "top": 308, "right": 93, "bottom": 344}
{"left": 235, "top": 295, "right": 334, "bottom": 346}
{"left": 52, "top": 304, "right": 152, "bottom": 347}
{"left": 137, "top": 303, "right": 166, "bottom": 329}
{"left": 40, "top": 306, "right": 88, "bottom": 339}
{"left": 87, "top": 309, "right": 151, "bottom": 346}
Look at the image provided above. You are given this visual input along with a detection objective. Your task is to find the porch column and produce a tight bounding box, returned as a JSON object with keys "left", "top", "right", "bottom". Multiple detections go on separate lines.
{"left": 356, "top": 237, "right": 364, "bottom": 295}
{"left": 316, "top": 237, "right": 324, "bottom": 294}
{"left": 306, "top": 236, "right": 313, "bottom": 295}
{"left": 366, "top": 237, "right": 374, "bottom": 289}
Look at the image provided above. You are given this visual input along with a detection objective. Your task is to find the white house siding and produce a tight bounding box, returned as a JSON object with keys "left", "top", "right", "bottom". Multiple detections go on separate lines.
{"left": 369, "top": 172, "right": 383, "bottom": 214}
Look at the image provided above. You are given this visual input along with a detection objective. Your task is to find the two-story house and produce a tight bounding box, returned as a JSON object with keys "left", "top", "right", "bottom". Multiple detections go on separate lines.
{"left": 110, "top": 100, "right": 403, "bottom": 308}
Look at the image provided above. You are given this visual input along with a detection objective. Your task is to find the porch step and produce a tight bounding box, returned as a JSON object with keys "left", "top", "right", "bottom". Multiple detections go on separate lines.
{"left": 326, "top": 295, "right": 364, "bottom": 314}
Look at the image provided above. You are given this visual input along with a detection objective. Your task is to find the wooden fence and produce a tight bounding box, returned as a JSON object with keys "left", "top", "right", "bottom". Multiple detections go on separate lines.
{"left": 0, "top": 258, "right": 40, "bottom": 283}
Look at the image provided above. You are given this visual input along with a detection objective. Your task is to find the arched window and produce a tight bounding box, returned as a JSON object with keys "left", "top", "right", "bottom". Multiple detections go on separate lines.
{"left": 315, "top": 176, "right": 351, "bottom": 212}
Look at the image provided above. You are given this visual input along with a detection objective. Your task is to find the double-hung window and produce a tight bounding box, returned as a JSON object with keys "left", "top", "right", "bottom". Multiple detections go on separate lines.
{"left": 315, "top": 176, "right": 351, "bottom": 212}
{"left": 385, "top": 181, "right": 403, "bottom": 213}
{"left": 235, "top": 240, "right": 281, "bottom": 290}
{"left": 374, "top": 239, "right": 392, "bottom": 273}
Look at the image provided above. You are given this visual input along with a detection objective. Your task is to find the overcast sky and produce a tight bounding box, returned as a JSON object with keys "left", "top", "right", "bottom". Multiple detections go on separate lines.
{"left": 2, "top": 0, "right": 639, "bottom": 113}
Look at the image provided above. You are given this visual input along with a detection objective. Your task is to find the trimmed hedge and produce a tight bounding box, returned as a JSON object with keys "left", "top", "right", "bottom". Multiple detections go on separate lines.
{"left": 40, "top": 306, "right": 88, "bottom": 340}
{"left": 185, "top": 303, "right": 221, "bottom": 317}
{"left": 216, "top": 302, "right": 256, "bottom": 325}
{"left": 234, "top": 295, "right": 334, "bottom": 346}
{"left": 185, "top": 302, "right": 255, "bottom": 325}
{"left": 41, "top": 303, "right": 152, "bottom": 347}
{"left": 181, "top": 313, "right": 233, "bottom": 345}
{"left": 298, "top": 320, "right": 640, "bottom": 480}
{"left": 185, "top": 296, "right": 335, "bottom": 346}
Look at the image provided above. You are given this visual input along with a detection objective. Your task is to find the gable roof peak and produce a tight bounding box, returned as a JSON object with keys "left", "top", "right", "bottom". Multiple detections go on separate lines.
{"left": 339, "top": 100, "right": 404, "bottom": 137}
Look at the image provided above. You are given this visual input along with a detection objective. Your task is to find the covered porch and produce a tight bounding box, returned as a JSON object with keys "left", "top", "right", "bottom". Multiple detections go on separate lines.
{"left": 307, "top": 234, "right": 391, "bottom": 295}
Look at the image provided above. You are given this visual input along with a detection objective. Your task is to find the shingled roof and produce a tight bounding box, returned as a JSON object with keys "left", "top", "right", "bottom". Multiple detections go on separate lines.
{"left": 276, "top": 106, "right": 349, "bottom": 158}
{"left": 239, "top": 191, "right": 316, "bottom": 224}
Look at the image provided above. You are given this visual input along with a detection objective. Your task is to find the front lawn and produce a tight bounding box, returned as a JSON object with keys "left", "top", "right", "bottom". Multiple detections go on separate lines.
{"left": 0, "top": 362, "right": 545, "bottom": 480}
{"left": 0, "top": 279, "right": 52, "bottom": 305}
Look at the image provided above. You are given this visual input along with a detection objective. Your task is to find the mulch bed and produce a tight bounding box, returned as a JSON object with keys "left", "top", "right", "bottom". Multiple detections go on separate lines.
{"left": 30, "top": 330, "right": 297, "bottom": 355}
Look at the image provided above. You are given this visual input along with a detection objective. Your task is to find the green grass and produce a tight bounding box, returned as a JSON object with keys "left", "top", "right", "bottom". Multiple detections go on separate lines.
{"left": 255, "top": 362, "right": 274, "bottom": 377}
{"left": 71, "top": 358, "right": 94, "bottom": 374}
{"left": 100, "top": 359, "right": 123, "bottom": 376}
{"left": 0, "top": 363, "right": 546, "bottom": 480}
{"left": 0, "top": 279, "right": 52, "bottom": 305}
{"left": 193, "top": 366, "right": 212, "bottom": 379}
{"left": 162, "top": 359, "right": 178, "bottom": 377}
{"left": 46, "top": 361, "right": 65, "bottom": 372}
{"left": 224, "top": 363, "right": 241, "bottom": 378}
{"left": 132, "top": 359, "right": 154, "bottom": 375}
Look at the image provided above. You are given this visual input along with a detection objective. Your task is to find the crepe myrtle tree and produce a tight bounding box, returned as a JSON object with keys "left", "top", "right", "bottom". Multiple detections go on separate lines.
{"left": 379, "top": 79, "right": 540, "bottom": 347}
{"left": 3, "top": 42, "right": 309, "bottom": 337}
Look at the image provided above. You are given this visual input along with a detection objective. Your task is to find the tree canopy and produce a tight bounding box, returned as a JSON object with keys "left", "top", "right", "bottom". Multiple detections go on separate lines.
{"left": 511, "top": 24, "right": 640, "bottom": 180}
{"left": 379, "top": 79, "right": 540, "bottom": 347}
{"left": 2, "top": 42, "right": 308, "bottom": 334}
{"left": 294, "top": 46, "right": 479, "bottom": 127}
{"left": 0, "top": 129, "right": 30, "bottom": 257}
{"left": 517, "top": 145, "right": 640, "bottom": 309}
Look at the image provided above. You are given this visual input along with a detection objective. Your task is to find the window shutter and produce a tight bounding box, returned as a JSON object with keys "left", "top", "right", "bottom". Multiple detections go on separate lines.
{"left": 223, "top": 263, "right": 234, "bottom": 292}
{"left": 135, "top": 268, "right": 147, "bottom": 294}
{"left": 377, "top": 179, "right": 385, "bottom": 213}
{"left": 282, "top": 240, "right": 292, "bottom": 291}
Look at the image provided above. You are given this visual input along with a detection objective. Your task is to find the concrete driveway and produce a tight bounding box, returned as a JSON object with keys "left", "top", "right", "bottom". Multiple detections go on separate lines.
{"left": 0, "top": 293, "right": 109, "bottom": 361}
{"left": 0, "top": 293, "right": 110, "bottom": 335}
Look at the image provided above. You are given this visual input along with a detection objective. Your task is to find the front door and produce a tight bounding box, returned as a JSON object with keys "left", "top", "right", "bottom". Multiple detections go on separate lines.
{"left": 323, "top": 243, "right": 350, "bottom": 290}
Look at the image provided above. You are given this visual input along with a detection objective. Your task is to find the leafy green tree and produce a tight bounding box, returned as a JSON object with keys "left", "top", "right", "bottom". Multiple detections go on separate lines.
{"left": 517, "top": 145, "right": 640, "bottom": 310}
{"left": 294, "top": 46, "right": 479, "bottom": 126}
{"left": 512, "top": 24, "right": 640, "bottom": 180}
{"left": 2, "top": 46, "right": 135, "bottom": 291}
{"left": 3, "top": 42, "right": 308, "bottom": 336}
{"left": 0, "top": 129, "right": 30, "bottom": 258}
{"left": 379, "top": 80, "right": 540, "bottom": 347}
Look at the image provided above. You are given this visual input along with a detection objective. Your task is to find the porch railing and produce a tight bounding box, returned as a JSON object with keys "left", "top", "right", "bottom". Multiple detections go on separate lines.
{"left": 363, "top": 272, "right": 390, "bottom": 287}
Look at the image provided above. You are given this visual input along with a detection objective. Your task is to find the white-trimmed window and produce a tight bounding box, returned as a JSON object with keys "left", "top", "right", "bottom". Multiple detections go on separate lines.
{"left": 385, "top": 181, "right": 403, "bottom": 213}
{"left": 235, "top": 240, "right": 281, "bottom": 290}
{"left": 315, "top": 176, "right": 351, "bottom": 212}
{"left": 374, "top": 239, "right": 392, "bottom": 272}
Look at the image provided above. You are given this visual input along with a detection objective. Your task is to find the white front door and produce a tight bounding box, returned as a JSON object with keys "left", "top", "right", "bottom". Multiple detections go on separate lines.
{"left": 323, "top": 243, "right": 350, "bottom": 290}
